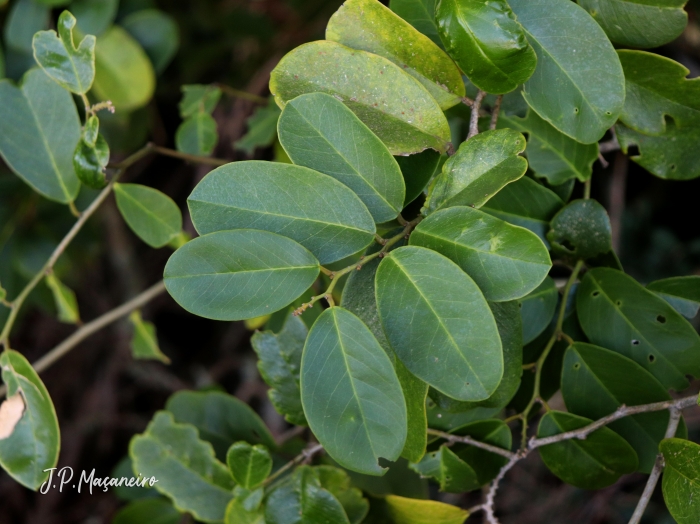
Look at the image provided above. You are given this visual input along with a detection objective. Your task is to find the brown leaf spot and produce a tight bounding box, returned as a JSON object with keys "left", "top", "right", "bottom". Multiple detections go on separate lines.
{"left": 0, "top": 394, "right": 25, "bottom": 439}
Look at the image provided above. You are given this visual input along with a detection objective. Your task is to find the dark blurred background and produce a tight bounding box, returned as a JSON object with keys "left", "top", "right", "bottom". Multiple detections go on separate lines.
{"left": 0, "top": 0, "right": 699, "bottom": 523}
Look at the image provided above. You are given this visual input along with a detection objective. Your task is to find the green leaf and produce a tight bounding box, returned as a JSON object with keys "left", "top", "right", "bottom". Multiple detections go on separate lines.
{"left": 617, "top": 121, "right": 700, "bottom": 181}
{"left": 617, "top": 51, "right": 700, "bottom": 135}
{"left": 647, "top": 276, "right": 700, "bottom": 319}
{"left": 519, "top": 277, "right": 558, "bottom": 345}
{"left": 113, "top": 498, "right": 181, "bottom": 524}
{"left": 92, "top": 25, "right": 155, "bottom": 112}
{"left": 411, "top": 445, "right": 479, "bottom": 493}
{"left": 251, "top": 314, "right": 307, "bottom": 426}
{"left": 279, "top": 92, "right": 406, "bottom": 223}
{"left": 435, "top": 0, "right": 536, "bottom": 94}
{"left": 188, "top": 161, "right": 375, "bottom": 264}
{"left": 166, "top": 390, "right": 276, "bottom": 461}
{"left": 179, "top": 84, "right": 222, "bottom": 118}
{"left": 481, "top": 175, "right": 564, "bottom": 246}
{"left": 537, "top": 411, "right": 638, "bottom": 489}
{"left": 122, "top": 9, "right": 180, "bottom": 74}
{"left": 315, "top": 466, "right": 370, "bottom": 524}
{"left": 577, "top": 268, "right": 700, "bottom": 391}
{"left": 5, "top": 0, "right": 49, "bottom": 52}
{"left": 562, "top": 343, "right": 685, "bottom": 473}
{"left": 426, "top": 129, "right": 527, "bottom": 213}
{"left": 165, "top": 229, "right": 320, "bottom": 321}
{"left": 389, "top": 0, "right": 441, "bottom": 47}
{"left": 130, "top": 411, "right": 234, "bottom": 523}
{"left": 395, "top": 361, "right": 429, "bottom": 463}
{"left": 269, "top": 40, "right": 451, "bottom": 155}
{"left": 45, "top": 273, "right": 79, "bottom": 323}
{"left": 73, "top": 114, "right": 109, "bottom": 189}
{"left": 0, "top": 68, "right": 80, "bottom": 203}
{"left": 226, "top": 442, "right": 272, "bottom": 489}
{"left": 508, "top": 0, "right": 625, "bottom": 144}
{"left": 301, "top": 307, "right": 407, "bottom": 475}
{"left": 579, "top": 0, "right": 688, "bottom": 48}
{"left": 265, "top": 466, "right": 351, "bottom": 524}
{"left": 661, "top": 438, "right": 700, "bottom": 524}
{"left": 71, "top": 0, "right": 118, "bottom": 36}
{"left": 234, "top": 100, "right": 281, "bottom": 155}
{"left": 114, "top": 183, "right": 182, "bottom": 248}
{"left": 326, "top": 0, "right": 465, "bottom": 109}
{"left": 411, "top": 206, "right": 551, "bottom": 302}
{"left": 225, "top": 487, "right": 265, "bottom": 524}
{"left": 175, "top": 113, "right": 218, "bottom": 156}
{"left": 129, "top": 310, "right": 170, "bottom": 364}
{"left": 547, "top": 199, "right": 612, "bottom": 261}
{"left": 385, "top": 495, "right": 468, "bottom": 524}
{"left": 0, "top": 350, "right": 60, "bottom": 490}
{"left": 32, "top": 10, "right": 95, "bottom": 95}
{"left": 396, "top": 149, "right": 441, "bottom": 206}
{"left": 499, "top": 110, "right": 598, "bottom": 184}
{"left": 376, "top": 246, "right": 503, "bottom": 401}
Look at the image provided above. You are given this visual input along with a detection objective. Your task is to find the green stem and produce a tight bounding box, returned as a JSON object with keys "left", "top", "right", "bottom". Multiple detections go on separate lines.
{"left": 584, "top": 178, "right": 592, "bottom": 199}
{"left": 519, "top": 259, "right": 584, "bottom": 448}
{"left": 217, "top": 84, "right": 268, "bottom": 105}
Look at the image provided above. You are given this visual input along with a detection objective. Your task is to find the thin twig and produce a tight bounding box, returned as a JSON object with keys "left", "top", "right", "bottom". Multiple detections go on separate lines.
{"left": 628, "top": 407, "right": 682, "bottom": 524}
{"left": 467, "top": 90, "right": 486, "bottom": 139}
{"left": 149, "top": 145, "right": 229, "bottom": 167}
{"left": 427, "top": 428, "right": 516, "bottom": 460}
{"left": 0, "top": 281, "right": 166, "bottom": 398}
{"left": 483, "top": 452, "right": 523, "bottom": 524}
{"left": 489, "top": 95, "right": 503, "bottom": 131}
{"left": 216, "top": 84, "right": 268, "bottom": 105}
{"left": 263, "top": 443, "right": 324, "bottom": 486}
{"left": 599, "top": 136, "right": 620, "bottom": 154}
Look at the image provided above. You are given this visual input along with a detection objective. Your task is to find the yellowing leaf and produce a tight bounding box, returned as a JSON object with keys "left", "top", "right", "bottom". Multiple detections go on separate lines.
{"left": 385, "top": 495, "right": 469, "bottom": 524}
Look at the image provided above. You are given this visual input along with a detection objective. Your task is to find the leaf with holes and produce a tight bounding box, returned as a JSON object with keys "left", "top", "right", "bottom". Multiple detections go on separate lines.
{"left": 376, "top": 246, "right": 503, "bottom": 401}
{"left": 579, "top": 0, "right": 688, "bottom": 49}
{"left": 661, "top": 438, "right": 700, "bottom": 524}
{"left": 301, "top": 307, "right": 407, "bottom": 475}
{"left": 547, "top": 199, "right": 613, "bottom": 261}
{"left": 278, "top": 92, "right": 405, "bottom": 223}
{"left": 537, "top": 411, "right": 638, "bottom": 489}
{"left": 435, "top": 0, "right": 536, "bottom": 94}
{"left": 647, "top": 276, "right": 700, "bottom": 319}
{"left": 562, "top": 343, "right": 685, "bottom": 473}
{"left": 269, "top": 40, "right": 451, "bottom": 155}
{"left": 32, "top": 10, "right": 95, "bottom": 94}
{"left": 114, "top": 183, "right": 182, "bottom": 248}
{"left": 499, "top": 111, "right": 598, "bottom": 184}
{"left": 188, "top": 161, "right": 375, "bottom": 264}
{"left": 577, "top": 268, "right": 700, "bottom": 391}
{"left": 426, "top": 129, "right": 527, "bottom": 213}
{"left": 0, "top": 350, "right": 60, "bottom": 491}
{"left": 482, "top": 176, "right": 564, "bottom": 246}
{"left": 508, "top": 0, "right": 625, "bottom": 143}
{"left": 411, "top": 206, "right": 551, "bottom": 301}
{"left": 327, "top": 0, "right": 465, "bottom": 109}
{"left": 0, "top": 68, "right": 81, "bottom": 203}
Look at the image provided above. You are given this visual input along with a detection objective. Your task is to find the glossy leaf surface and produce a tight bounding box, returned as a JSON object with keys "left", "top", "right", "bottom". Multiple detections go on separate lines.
{"left": 188, "top": 161, "right": 375, "bottom": 264}
{"left": 114, "top": 183, "right": 182, "bottom": 248}
{"left": 436, "top": 0, "right": 536, "bottom": 94}
{"left": 499, "top": 111, "right": 598, "bottom": 184}
{"left": 385, "top": 495, "right": 468, "bottom": 524}
{"left": 327, "top": 0, "right": 465, "bottom": 109}
{"left": 661, "top": 438, "right": 700, "bottom": 524}
{"left": 0, "top": 350, "right": 60, "bottom": 490}
{"left": 508, "top": 0, "right": 625, "bottom": 143}
{"left": 166, "top": 390, "right": 275, "bottom": 460}
{"left": 426, "top": 129, "right": 527, "bottom": 212}
{"left": 577, "top": 268, "right": 700, "bottom": 391}
{"left": 537, "top": 411, "right": 638, "bottom": 489}
{"left": 412, "top": 206, "right": 551, "bottom": 301}
{"left": 164, "top": 230, "right": 320, "bottom": 321}
{"left": 301, "top": 307, "right": 407, "bottom": 475}
{"left": 647, "top": 276, "right": 700, "bottom": 319}
{"left": 0, "top": 68, "right": 80, "bottom": 203}
{"left": 278, "top": 92, "right": 405, "bottom": 223}
{"left": 269, "top": 40, "right": 451, "bottom": 155}
{"left": 376, "top": 246, "right": 503, "bottom": 401}
{"left": 562, "top": 343, "right": 682, "bottom": 473}
{"left": 251, "top": 315, "right": 307, "bottom": 426}
{"left": 547, "top": 199, "right": 612, "bottom": 261}
{"left": 130, "top": 412, "right": 234, "bottom": 523}
{"left": 32, "top": 10, "right": 95, "bottom": 94}
{"left": 579, "top": 0, "right": 688, "bottom": 49}
{"left": 226, "top": 442, "right": 272, "bottom": 489}
{"left": 73, "top": 115, "right": 109, "bottom": 189}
